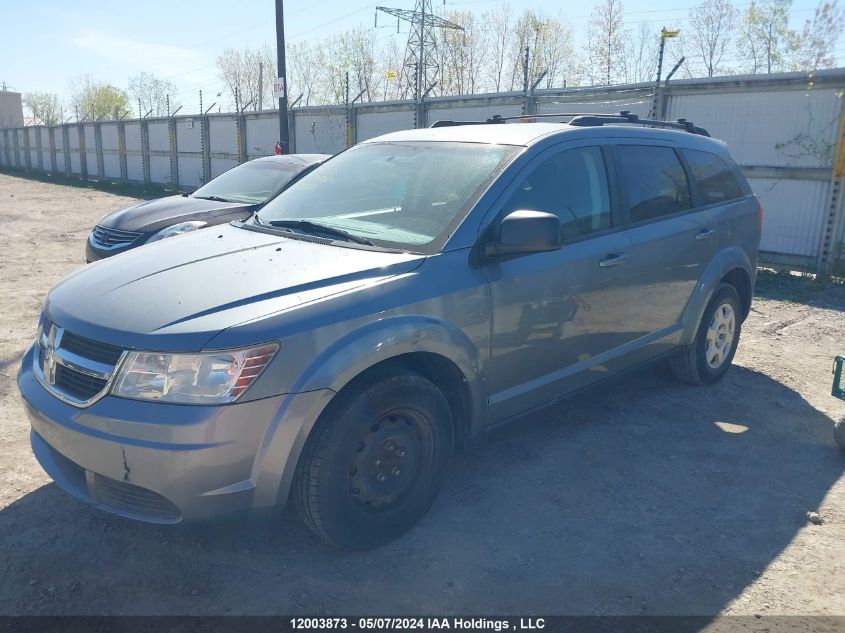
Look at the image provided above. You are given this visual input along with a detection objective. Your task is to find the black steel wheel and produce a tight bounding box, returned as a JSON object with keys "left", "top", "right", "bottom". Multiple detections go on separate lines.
{"left": 294, "top": 368, "right": 453, "bottom": 549}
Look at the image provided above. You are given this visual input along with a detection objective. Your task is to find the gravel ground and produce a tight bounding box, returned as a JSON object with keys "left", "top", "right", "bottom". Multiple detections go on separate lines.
{"left": 0, "top": 172, "right": 843, "bottom": 616}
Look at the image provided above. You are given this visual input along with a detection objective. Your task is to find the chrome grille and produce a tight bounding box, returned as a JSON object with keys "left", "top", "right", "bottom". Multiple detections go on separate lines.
{"left": 54, "top": 364, "right": 108, "bottom": 400}
{"left": 35, "top": 319, "right": 126, "bottom": 407}
{"left": 60, "top": 330, "right": 124, "bottom": 365}
{"left": 91, "top": 225, "right": 143, "bottom": 248}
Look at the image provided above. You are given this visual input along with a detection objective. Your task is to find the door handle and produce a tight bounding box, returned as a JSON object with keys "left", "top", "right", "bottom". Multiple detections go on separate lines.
{"left": 599, "top": 253, "right": 628, "bottom": 267}
{"left": 696, "top": 228, "right": 716, "bottom": 240}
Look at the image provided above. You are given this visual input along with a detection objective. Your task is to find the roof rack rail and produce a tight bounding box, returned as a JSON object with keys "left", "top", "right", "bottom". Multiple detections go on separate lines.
{"left": 429, "top": 110, "right": 710, "bottom": 137}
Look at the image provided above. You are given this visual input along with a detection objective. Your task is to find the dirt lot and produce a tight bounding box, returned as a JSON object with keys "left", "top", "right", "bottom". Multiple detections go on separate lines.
{"left": 0, "top": 171, "right": 843, "bottom": 617}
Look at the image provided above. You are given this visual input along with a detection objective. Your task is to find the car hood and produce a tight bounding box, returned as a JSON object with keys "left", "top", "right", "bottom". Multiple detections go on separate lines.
{"left": 46, "top": 224, "right": 425, "bottom": 352}
{"left": 98, "top": 195, "right": 254, "bottom": 233}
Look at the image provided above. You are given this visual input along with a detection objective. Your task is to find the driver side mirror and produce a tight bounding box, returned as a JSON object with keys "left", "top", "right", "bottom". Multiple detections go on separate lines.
{"left": 485, "top": 210, "right": 561, "bottom": 258}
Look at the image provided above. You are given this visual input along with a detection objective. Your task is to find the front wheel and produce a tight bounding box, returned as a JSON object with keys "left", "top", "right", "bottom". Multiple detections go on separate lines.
{"left": 671, "top": 283, "right": 742, "bottom": 385}
{"left": 293, "top": 369, "right": 454, "bottom": 549}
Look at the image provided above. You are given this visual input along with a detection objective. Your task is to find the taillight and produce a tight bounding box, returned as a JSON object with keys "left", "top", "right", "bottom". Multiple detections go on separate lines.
{"left": 758, "top": 206, "right": 763, "bottom": 229}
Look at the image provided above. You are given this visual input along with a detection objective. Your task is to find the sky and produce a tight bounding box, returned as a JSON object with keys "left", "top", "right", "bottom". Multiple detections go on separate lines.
{"left": 1, "top": 0, "right": 842, "bottom": 116}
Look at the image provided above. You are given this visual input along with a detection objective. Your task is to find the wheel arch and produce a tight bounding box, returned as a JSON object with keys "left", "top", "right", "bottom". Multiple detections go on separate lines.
{"left": 255, "top": 316, "right": 485, "bottom": 509}
{"left": 680, "top": 247, "right": 754, "bottom": 345}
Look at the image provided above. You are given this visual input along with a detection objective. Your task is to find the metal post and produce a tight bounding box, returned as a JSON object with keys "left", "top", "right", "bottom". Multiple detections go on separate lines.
{"left": 140, "top": 119, "right": 150, "bottom": 183}
{"left": 522, "top": 46, "right": 530, "bottom": 115}
{"left": 258, "top": 62, "right": 264, "bottom": 111}
{"left": 345, "top": 71, "right": 351, "bottom": 148}
{"left": 35, "top": 126, "right": 44, "bottom": 170}
{"left": 237, "top": 111, "right": 247, "bottom": 163}
{"left": 117, "top": 121, "right": 127, "bottom": 180}
{"left": 168, "top": 114, "right": 179, "bottom": 187}
{"left": 77, "top": 124, "right": 88, "bottom": 178}
{"left": 818, "top": 102, "right": 845, "bottom": 276}
{"left": 48, "top": 125, "right": 57, "bottom": 173}
{"left": 94, "top": 121, "right": 104, "bottom": 178}
{"left": 22, "top": 127, "right": 31, "bottom": 170}
{"left": 62, "top": 125, "right": 71, "bottom": 176}
{"left": 201, "top": 115, "right": 211, "bottom": 184}
{"left": 275, "top": 0, "right": 290, "bottom": 153}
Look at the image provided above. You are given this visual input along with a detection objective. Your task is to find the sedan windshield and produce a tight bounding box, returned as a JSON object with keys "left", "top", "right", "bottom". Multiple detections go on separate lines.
{"left": 255, "top": 142, "right": 518, "bottom": 253}
{"left": 193, "top": 161, "right": 308, "bottom": 204}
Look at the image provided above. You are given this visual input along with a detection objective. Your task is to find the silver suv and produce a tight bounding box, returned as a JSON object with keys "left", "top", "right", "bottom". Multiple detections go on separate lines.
{"left": 18, "top": 113, "right": 761, "bottom": 549}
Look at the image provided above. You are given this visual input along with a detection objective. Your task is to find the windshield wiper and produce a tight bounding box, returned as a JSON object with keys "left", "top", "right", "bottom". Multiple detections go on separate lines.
{"left": 193, "top": 194, "right": 237, "bottom": 203}
{"left": 263, "top": 219, "right": 375, "bottom": 246}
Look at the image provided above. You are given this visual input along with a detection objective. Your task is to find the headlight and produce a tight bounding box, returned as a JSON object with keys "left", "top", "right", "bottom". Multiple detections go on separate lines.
{"left": 111, "top": 343, "right": 279, "bottom": 404}
{"left": 147, "top": 221, "right": 207, "bottom": 243}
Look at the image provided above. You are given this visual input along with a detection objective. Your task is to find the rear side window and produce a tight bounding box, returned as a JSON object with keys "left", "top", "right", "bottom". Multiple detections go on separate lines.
{"left": 502, "top": 146, "right": 611, "bottom": 240}
{"left": 615, "top": 146, "right": 691, "bottom": 223}
{"left": 682, "top": 149, "right": 746, "bottom": 205}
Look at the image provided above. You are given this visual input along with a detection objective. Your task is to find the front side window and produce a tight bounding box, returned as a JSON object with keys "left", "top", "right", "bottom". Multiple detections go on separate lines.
{"left": 682, "top": 149, "right": 746, "bottom": 206}
{"left": 256, "top": 142, "right": 518, "bottom": 253}
{"left": 616, "top": 146, "right": 691, "bottom": 223}
{"left": 193, "top": 161, "right": 307, "bottom": 204}
{"left": 501, "top": 146, "right": 612, "bottom": 240}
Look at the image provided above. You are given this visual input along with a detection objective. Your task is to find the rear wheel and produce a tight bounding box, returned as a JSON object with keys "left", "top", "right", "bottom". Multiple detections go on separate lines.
{"left": 293, "top": 369, "right": 454, "bottom": 549}
{"left": 671, "top": 283, "right": 742, "bottom": 385}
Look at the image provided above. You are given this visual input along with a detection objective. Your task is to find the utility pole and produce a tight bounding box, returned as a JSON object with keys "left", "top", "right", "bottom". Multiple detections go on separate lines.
{"left": 376, "top": 1, "right": 463, "bottom": 101}
{"left": 275, "top": 0, "right": 290, "bottom": 153}
{"left": 258, "top": 62, "right": 264, "bottom": 111}
{"left": 651, "top": 27, "right": 679, "bottom": 119}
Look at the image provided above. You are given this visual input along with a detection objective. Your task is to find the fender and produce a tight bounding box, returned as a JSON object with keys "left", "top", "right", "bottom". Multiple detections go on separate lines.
{"left": 250, "top": 315, "right": 486, "bottom": 509}
{"left": 679, "top": 246, "right": 754, "bottom": 345}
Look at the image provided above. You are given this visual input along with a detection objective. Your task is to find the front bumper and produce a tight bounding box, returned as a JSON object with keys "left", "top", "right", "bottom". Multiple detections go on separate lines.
{"left": 18, "top": 346, "right": 333, "bottom": 522}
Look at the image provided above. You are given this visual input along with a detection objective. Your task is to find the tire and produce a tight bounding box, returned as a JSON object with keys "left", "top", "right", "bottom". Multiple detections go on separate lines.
{"left": 293, "top": 369, "right": 454, "bottom": 549}
{"left": 834, "top": 418, "right": 845, "bottom": 452}
{"left": 671, "top": 283, "right": 742, "bottom": 385}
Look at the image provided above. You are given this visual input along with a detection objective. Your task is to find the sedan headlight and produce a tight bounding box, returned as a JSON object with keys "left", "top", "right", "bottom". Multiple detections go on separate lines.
{"left": 147, "top": 221, "right": 207, "bottom": 243}
{"left": 112, "top": 343, "right": 279, "bottom": 404}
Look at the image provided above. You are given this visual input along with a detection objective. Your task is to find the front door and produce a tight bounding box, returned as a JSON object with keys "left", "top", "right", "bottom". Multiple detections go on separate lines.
{"left": 482, "top": 144, "right": 636, "bottom": 423}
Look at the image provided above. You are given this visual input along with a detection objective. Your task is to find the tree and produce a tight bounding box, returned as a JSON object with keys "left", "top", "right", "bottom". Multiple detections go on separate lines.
{"left": 439, "top": 10, "right": 486, "bottom": 95}
{"left": 736, "top": 0, "right": 792, "bottom": 74}
{"left": 216, "top": 45, "right": 275, "bottom": 111}
{"left": 127, "top": 72, "right": 180, "bottom": 117}
{"left": 483, "top": 1, "right": 512, "bottom": 92}
{"left": 587, "top": 0, "right": 628, "bottom": 85}
{"left": 23, "top": 92, "right": 62, "bottom": 125}
{"left": 625, "top": 23, "right": 659, "bottom": 83}
{"left": 69, "top": 75, "right": 129, "bottom": 121}
{"left": 287, "top": 42, "right": 320, "bottom": 106}
{"left": 790, "top": 0, "right": 845, "bottom": 71}
{"left": 687, "top": 0, "right": 736, "bottom": 77}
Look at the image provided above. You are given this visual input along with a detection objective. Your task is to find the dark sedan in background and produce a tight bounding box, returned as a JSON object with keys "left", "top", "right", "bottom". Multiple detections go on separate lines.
{"left": 86, "top": 154, "right": 329, "bottom": 262}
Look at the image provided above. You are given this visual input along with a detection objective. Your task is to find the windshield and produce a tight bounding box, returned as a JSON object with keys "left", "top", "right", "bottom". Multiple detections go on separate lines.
{"left": 255, "top": 142, "right": 518, "bottom": 253}
{"left": 193, "top": 160, "right": 308, "bottom": 204}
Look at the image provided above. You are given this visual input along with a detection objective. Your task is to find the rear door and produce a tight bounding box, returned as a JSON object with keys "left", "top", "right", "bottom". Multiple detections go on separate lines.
{"left": 612, "top": 142, "right": 717, "bottom": 354}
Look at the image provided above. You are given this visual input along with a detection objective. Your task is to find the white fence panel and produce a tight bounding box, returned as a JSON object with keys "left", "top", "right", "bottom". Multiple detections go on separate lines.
{"left": 357, "top": 108, "right": 415, "bottom": 141}
{"left": 245, "top": 114, "right": 278, "bottom": 159}
{"left": 209, "top": 117, "right": 236, "bottom": 155}
{"left": 667, "top": 87, "right": 842, "bottom": 168}
{"left": 294, "top": 112, "right": 346, "bottom": 154}
{"left": 124, "top": 122, "right": 143, "bottom": 181}
{"left": 101, "top": 123, "right": 121, "bottom": 178}
{"left": 39, "top": 128, "right": 51, "bottom": 169}
{"left": 83, "top": 124, "right": 97, "bottom": 174}
{"left": 54, "top": 128, "right": 65, "bottom": 172}
{"left": 67, "top": 125, "right": 82, "bottom": 175}
{"left": 749, "top": 177, "right": 831, "bottom": 257}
